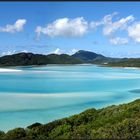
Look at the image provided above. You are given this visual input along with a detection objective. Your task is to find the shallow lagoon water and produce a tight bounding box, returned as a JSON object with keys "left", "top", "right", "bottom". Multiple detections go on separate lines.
{"left": 0, "top": 65, "right": 140, "bottom": 131}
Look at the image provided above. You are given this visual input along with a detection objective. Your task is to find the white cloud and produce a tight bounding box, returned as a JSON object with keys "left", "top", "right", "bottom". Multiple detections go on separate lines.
{"left": 35, "top": 26, "right": 43, "bottom": 39}
{"left": 54, "top": 48, "right": 61, "bottom": 54}
{"left": 0, "top": 19, "right": 26, "bottom": 33}
{"left": 71, "top": 49, "right": 78, "bottom": 54}
{"left": 50, "top": 48, "right": 63, "bottom": 55}
{"left": 1, "top": 50, "right": 29, "bottom": 56}
{"left": 110, "top": 37, "right": 128, "bottom": 45}
{"left": 90, "top": 13, "right": 134, "bottom": 45}
{"left": 1, "top": 50, "right": 16, "bottom": 56}
{"left": 35, "top": 17, "right": 88, "bottom": 38}
{"left": 90, "top": 13, "right": 134, "bottom": 36}
{"left": 128, "top": 22, "right": 140, "bottom": 43}
{"left": 68, "top": 49, "right": 78, "bottom": 55}
{"left": 103, "top": 15, "right": 134, "bottom": 36}
{"left": 90, "top": 12, "right": 118, "bottom": 29}
{"left": 21, "top": 50, "right": 28, "bottom": 53}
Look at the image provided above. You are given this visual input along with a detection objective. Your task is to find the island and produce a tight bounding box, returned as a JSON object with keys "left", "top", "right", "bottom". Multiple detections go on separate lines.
{"left": 0, "top": 50, "right": 136, "bottom": 67}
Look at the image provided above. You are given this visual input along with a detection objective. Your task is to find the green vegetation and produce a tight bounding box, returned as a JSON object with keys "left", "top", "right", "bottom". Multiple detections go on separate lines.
{"left": 0, "top": 50, "right": 120, "bottom": 67}
{"left": 0, "top": 99, "right": 139, "bottom": 140}
{"left": 1, "top": 50, "right": 140, "bottom": 67}
{"left": 72, "top": 50, "right": 120, "bottom": 64}
{"left": 72, "top": 50, "right": 105, "bottom": 61}
{"left": 106, "top": 58, "right": 140, "bottom": 67}
{"left": 0, "top": 52, "right": 83, "bottom": 67}
{"left": 46, "top": 54, "right": 83, "bottom": 64}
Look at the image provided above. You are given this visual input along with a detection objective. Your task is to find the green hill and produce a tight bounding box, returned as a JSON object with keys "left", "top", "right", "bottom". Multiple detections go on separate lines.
{"left": 0, "top": 50, "right": 120, "bottom": 67}
{"left": 0, "top": 99, "right": 139, "bottom": 140}
{"left": 0, "top": 52, "right": 83, "bottom": 66}
{"left": 72, "top": 50, "right": 105, "bottom": 61}
{"left": 0, "top": 50, "right": 140, "bottom": 67}
{"left": 72, "top": 50, "right": 120, "bottom": 64}
{"left": 106, "top": 58, "right": 140, "bottom": 67}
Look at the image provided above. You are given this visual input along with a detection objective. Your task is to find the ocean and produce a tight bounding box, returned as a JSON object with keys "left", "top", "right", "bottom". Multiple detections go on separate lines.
{"left": 0, "top": 65, "right": 139, "bottom": 131}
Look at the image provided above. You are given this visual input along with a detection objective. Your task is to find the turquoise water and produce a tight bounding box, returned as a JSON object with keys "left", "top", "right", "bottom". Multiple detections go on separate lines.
{"left": 0, "top": 65, "right": 140, "bottom": 131}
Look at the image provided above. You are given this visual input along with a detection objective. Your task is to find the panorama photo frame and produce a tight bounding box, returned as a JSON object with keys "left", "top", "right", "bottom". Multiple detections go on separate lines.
{"left": 0, "top": 1, "right": 139, "bottom": 140}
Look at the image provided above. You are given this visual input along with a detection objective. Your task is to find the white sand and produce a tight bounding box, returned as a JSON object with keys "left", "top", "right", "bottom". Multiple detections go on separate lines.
{"left": 123, "top": 67, "right": 139, "bottom": 69}
{"left": 0, "top": 91, "right": 112, "bottom": 98}
{"left": 0, "top": 68, "right": 22, "bottom": 72}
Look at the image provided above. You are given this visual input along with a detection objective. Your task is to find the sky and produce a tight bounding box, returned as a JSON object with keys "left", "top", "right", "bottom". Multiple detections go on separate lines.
{"left": 1, "top": 2, "right": 140, "bottom": 58}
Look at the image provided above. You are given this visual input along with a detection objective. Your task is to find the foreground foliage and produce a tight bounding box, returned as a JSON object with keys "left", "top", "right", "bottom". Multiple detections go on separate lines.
{"left": 0, "top": 99, "right": 140, "bottom": 140}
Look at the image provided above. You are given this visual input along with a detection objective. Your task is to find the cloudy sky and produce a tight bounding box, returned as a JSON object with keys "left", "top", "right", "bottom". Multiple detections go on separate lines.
{"left": 1, "top": 2, "right": 140, "bottom": 57}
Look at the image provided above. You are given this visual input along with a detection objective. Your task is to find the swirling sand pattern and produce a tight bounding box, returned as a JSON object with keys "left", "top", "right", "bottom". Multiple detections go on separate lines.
{"left": 0, "top": 65, "right": 140, "bottom": 131}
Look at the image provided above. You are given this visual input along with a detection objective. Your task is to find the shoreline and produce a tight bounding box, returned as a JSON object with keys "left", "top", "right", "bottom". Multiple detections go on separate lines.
{"left": 94, "top": 64, "right": 140, "bottom": 69}
{"left": 1, "top": 63, "right": 140, "bottom": 70}
{"left": 0, "top": 68, "right": 22, "bottom": 72}
{"left": 0, "top": 98, "right": 139, "bottom": 136}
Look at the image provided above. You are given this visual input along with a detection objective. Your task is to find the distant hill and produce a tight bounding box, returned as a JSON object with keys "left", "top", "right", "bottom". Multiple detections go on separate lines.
{"left": 106, "top": 58, "right": 140, "bottom": 67}
{"left": 0, "top": 99, "right": 139, "bottom": 139}
{"left": 46, "top": 54, "right": 83, "bottom": 64}
{"left": 72, "top": 50, "right": 120, "bottom": 64}
{"left": 0, "top": 50, "right": 115, "bottom": 67}
{"left": 72, "top": 50, "right": 105, "bottom": 61}
{"left": 0, "top": 50, "right": 140, "bottom": 67}
{"left": 0, "top": 52, "right": 83, "bottom": 66}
